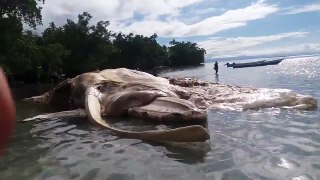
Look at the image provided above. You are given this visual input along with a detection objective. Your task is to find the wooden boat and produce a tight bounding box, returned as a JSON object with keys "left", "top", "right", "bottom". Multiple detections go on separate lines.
{"left": 226, "top": 58, "right": 284, "bottom": 68}
{"left": 225, "top": 60, "right": 265, "bottom": 68}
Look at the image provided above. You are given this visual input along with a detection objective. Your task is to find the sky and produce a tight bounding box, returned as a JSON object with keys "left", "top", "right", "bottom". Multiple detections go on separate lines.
{"left": 36, "top": 0, "right": 320, "bottom": 60}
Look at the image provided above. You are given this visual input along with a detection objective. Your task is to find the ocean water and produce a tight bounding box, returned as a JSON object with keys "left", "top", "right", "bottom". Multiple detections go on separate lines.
{"left": 1, "top": 56, "right": 319, "bottom": 180}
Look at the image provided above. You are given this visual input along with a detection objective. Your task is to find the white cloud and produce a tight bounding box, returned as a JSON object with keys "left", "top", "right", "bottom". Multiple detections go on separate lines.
{"left": 197, "top": 32, "right": 310, "bottom": 58}
{"left": 38, "top": 0, "right": 278, "bottom": 37}
{"left": 283, "top": 3, "right": 320, "bottom": 14}
{"left": 39, "top": 0, "right": 204, "bottom": 26}
{"left": 192, "top": 7, "right": 222, "bottom": 15}
{"left": 177, "top": 7, "right": 225, "bottom": 24}
{"left": 112, "top": 0, "right": 278, "bottom": 37}
{"left": 240, "top": 43, "right": 320, "bottom": 57}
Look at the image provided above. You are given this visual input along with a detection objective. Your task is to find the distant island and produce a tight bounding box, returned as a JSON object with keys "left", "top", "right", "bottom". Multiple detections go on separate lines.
{"left": 0, "top": 1, "right": 205, "bottom": 84}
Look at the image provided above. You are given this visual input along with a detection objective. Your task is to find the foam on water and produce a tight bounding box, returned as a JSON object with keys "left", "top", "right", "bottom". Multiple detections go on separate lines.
{"left": 182, "top": 82, "right": 317, "bottom": 111}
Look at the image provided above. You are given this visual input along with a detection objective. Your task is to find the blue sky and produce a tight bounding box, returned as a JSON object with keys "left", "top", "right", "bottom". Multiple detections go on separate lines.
{"left": 37, "top": 0, "right": 320, "bottom": 59}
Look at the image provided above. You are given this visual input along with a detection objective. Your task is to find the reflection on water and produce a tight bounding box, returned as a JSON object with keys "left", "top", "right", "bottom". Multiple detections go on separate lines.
{"left": 215, "top": 74, "right": 219, "bottom": 83}
{"left": 1, "top": 56, "right": 320, "bottom": 180}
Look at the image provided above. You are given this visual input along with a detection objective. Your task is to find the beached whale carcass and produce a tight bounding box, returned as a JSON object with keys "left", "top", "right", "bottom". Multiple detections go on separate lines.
{"left": 23, "top": 68, "right": 210, "bottom": 142}
{"left": 23, "top": 68, "right": 317, "bottom": 142}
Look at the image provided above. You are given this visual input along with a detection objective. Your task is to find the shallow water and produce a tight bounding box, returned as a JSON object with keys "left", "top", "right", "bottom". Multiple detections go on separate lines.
{"left": 1, "top": 56, "right": 319, "bottom": 180}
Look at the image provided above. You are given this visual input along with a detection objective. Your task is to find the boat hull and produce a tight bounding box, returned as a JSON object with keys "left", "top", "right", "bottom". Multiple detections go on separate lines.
{"left": 229, "top": 58, "right": 284, "bottom": 68}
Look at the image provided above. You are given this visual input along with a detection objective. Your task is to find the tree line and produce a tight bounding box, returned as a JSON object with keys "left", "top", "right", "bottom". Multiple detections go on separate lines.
{"left": 0, "top": 1, "right": 206, "bottom": 83}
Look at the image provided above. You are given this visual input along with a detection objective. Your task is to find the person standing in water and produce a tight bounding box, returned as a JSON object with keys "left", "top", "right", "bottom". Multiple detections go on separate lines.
{"left": 214, "top": 61, "right": 219, "bottom": 74}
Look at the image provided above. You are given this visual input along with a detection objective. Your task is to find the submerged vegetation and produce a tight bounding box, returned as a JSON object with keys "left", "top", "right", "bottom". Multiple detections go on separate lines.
{"left": 0, "top": 1, "right": 205, "bottom": 83}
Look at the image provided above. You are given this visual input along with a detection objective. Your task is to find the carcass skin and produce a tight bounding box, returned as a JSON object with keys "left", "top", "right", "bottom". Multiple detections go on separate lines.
{"left": 23, "top": 68, "right": 209, "bottom": 142}
{"left": 24, "top": 68, "right": 207, "bottom": 122}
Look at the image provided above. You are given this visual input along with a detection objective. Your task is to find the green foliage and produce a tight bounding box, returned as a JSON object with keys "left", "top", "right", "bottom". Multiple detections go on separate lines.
{"left": 0, "top": 0, "right": 44, "bottom": 81}
{"left": 0, "top": 16, "right": 23, "bottom": 74}
{"left": 1, "top": 10, "right": 206, "bottom": 83}
{"left": 41, "top": 43, "right": 69, "bottom": 76}
{"left": 111, "top": 33, "right": 168, "bottom": 70}
{"left": 40, "top": 12, "right": 113, "bottom": 76}
{"left": 169, "top": 39, "right": 206, "bottom": 66}
{"left": 0, "top": 0, "right": 43, "bottom": 28}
